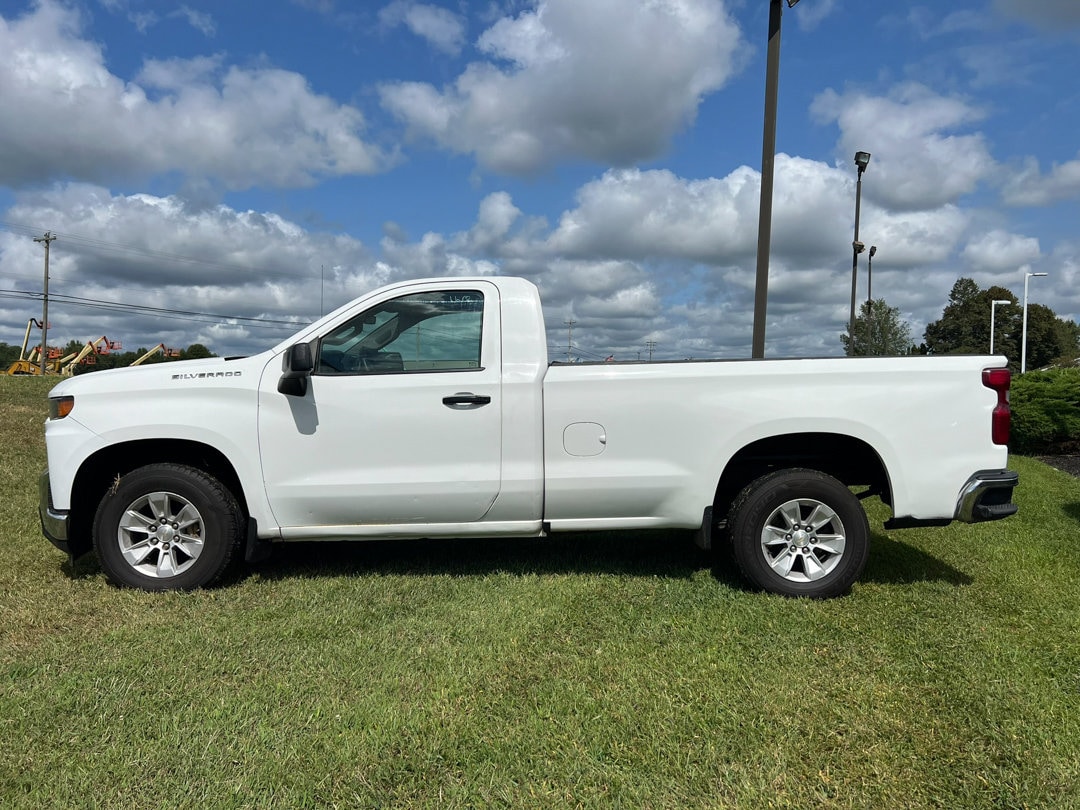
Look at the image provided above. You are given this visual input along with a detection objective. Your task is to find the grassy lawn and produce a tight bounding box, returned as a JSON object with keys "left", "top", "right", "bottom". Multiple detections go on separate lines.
{"left": 2, "top": 374, "right": 1079, "bottom": 808}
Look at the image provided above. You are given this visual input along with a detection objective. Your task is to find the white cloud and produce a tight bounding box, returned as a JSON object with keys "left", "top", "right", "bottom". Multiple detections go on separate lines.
{"left": 811, "top": 84, "right": 996, "bottom": 211}
{"left": 0, "top": 1, "right": 391, "bottom": 190}
{"left": 0, "top": 155, "right": 1054, "bottom": 363}
{"left": 379, "top": 0, "right": 746, "bottom": 174}
{"left": 1001, "top": 153, "right": 1080, "bottom": 206}
{"left": 906, "top": 7, "right": 994, "bottom": 39}
{"left": 546, "top": 167, "right": 759, "bottom": 262}
{"left": 859, "top": 206, "right": 970, "bottom": 268}
{"left": 172, "top": 5, "right": 216, "bottom": 37}
{"left": 0, "top": 183, "right": 381, "bottom": 355}
{"left": 379, "top": 1, "right": 466, "bottom": 55}
{"left": 1044, "top": 245, "right": 1080, "bottom": 324}
{"left": 791, "top": 0, "right": 839, "bottom": 32}
{"left": 543, "top": 156, "right": 953, "bottom": 269}
{"left": 961, "top": 229, "right": 1041, "bottom": 274}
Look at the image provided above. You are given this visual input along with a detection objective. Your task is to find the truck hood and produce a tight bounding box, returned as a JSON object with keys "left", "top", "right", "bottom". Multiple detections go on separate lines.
{"left": 48, "top": 354, "right": 270, "bottom": 398}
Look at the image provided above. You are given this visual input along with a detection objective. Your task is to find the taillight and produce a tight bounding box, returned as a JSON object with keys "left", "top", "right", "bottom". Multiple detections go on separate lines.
{"left": 982, "top": 368, "right": 1010, "bottom": 446}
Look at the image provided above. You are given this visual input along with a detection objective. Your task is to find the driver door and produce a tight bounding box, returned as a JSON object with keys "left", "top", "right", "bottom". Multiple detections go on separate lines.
{"left": 258, "top": 281, "right": 502, "bottom": 531}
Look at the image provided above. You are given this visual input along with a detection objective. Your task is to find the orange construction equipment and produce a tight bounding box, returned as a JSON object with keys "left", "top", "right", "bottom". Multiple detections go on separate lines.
{"left": 61, "top": 336, "right": 120, "bottom": 376}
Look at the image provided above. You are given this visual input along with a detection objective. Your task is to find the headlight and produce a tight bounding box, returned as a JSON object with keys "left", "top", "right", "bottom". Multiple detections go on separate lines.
{"left": 49, "top": 396, "right": 74, "bottom": 420}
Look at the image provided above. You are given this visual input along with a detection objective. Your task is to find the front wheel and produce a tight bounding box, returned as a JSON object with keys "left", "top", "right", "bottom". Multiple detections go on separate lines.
{"left": 93, "top": 463, "right": 244, "bottom": 591}
{"left": 728, "top": 468, "right": 869, "bottom": 598}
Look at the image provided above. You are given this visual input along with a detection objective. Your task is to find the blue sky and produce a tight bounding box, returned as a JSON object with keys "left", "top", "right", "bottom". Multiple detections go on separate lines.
{"left": 1, "top": 0, "right": 1079, "bottom": 361}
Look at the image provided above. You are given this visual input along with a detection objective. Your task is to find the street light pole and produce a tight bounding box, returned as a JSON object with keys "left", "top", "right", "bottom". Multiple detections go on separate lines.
{"left": 751, "top": 0, "right": 802, "bottom": 359}
{"left": 865, "top": 245, "right": 876, "bottom": 354}
{"left": 848, "top": 151, "right": 870, "bottom": 356}
{"left": 1021, "top": 272, "right": 1048, "bottom": 373}
{"left": 990, "top": 299, "right": 1011, "bottom": 356}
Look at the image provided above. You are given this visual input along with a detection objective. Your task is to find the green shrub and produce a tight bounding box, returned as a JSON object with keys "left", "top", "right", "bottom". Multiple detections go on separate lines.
{"left": 1010, "top": 367, "right": 1080, "bottom": 454}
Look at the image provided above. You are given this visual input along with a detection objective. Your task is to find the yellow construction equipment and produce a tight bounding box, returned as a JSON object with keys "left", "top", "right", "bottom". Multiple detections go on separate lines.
{"left": 6, "top": 319, "right": 45, "bottom": 375}
{"left": 60, "top": 336, "right": 121, "bottom": 376}
{"left": 130, "top": 344, "right": 181, "bottom": 365}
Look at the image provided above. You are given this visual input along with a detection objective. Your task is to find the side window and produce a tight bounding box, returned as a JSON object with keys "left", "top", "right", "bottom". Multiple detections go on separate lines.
{"left": 317, "top": 290, "right": 484, "bottom": 375}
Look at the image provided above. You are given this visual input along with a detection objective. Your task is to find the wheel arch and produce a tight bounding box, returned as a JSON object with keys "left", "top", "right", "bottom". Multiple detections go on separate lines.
{"left": 713, "top": 432, "right": 891, "bottom": 522}
{"left": 67, "top": 439, "right": 248, "bottom": 559}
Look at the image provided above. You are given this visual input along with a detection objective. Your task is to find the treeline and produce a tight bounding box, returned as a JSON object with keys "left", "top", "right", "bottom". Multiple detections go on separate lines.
{"left": 843, "top": 277, "right": 1080, "bottom": 370}
{"left": 921, "top": 278, "right": 1080, "bottom": 371}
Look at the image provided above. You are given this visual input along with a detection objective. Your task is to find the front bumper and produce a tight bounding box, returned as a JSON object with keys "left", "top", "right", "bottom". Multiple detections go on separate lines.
{"left": 954, "top": 469, "right": 1019, "bottom": 523}
{"left": 38, "top": 470, "right": 71, "bottom": 553}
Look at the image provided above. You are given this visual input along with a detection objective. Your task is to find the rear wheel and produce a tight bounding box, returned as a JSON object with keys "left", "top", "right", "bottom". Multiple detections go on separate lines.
{"left": 93, "top": 463, "right": 243, "bottom": 591}
{"left": 728, "top": 468, "right": 869, "bottom": 598}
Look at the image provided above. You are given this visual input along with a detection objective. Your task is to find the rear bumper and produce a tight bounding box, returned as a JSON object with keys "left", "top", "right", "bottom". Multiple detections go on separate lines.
{"left": 38, "top": 470, "right": 71, "bottom": 553}
{"left": 954, "top": 469, "right": 1019, "bottom": 523}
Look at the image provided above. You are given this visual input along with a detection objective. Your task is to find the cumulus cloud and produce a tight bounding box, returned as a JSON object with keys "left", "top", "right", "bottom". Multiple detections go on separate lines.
{"left": 0, "top": 183, "right": 381, "bottom": 355}
{"left": 547, "top": 168, "right": 759, "bottom": 262}
{"left": 172, "top": 5, "right": 216, "bottom": 36}
{"left": 1044, "top": 245, "right": 1080, "bottom": 324}
{"left": 0, "top": 1, "right": 391, "bottom": 190}
{"left": 544, "top": 156, "right": 898, "bottom": 268}
{"left": 379, "top": 0, "right": 746, "bottom": 174}
{"left": 0, "top": 152, "right": 1044, "bottom": 362}
{"left": 811, "top": 84, "right": 996, "bottom": 211}
{"left": 1001, "top": 153, "right": 1080, "bottom": 206}
{"left": 379, "top": 1, "right": 466, "bottom": 55}
{"left": 961, "top": 229, "right": 1041, "bottom": 274}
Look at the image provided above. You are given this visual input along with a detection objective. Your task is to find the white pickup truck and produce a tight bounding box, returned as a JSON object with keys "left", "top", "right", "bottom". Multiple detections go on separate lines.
{"left": 40, "top": 275, "right": 1018, "bottom": 598}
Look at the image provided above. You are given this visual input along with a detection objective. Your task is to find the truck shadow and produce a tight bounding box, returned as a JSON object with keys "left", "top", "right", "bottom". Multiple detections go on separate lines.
{"left": 251, "top": 530, "right": 712, "bottom": 583}
{"left": 1063, "top": 503, "right": 1080, "bottom": 524}
{"left": 861, "top": 531, "right": 972, "bottom": 586}
{"left": 246, "top": 528, "right": 970, "bottom": 590}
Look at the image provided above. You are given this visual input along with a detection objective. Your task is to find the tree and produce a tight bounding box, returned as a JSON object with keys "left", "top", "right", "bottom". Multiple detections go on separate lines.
{"left": 180, "top": 344, "right": 216, "bottom": 360}
{"left": 924, "top": 278, "right": 1008, "bottom": 356}
{"left": 840, "top": 298, "right": 912, "bottom": 356}
{"left": 0, "top": 342, "right": 19, "bottom": 368}
{"left": 924, "top": 277, "right": 1078, "bottom": 370}
{"left": 1024, "top": 304, "right": 1080, "bottom": 370}
{"left": 1049, "top": 314, "right": 1080, "bottom": 367}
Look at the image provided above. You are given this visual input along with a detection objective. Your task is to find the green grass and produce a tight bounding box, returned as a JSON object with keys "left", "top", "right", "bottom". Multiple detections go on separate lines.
{"left": 2, "top": 374, "right": 1079, "bottom": 808}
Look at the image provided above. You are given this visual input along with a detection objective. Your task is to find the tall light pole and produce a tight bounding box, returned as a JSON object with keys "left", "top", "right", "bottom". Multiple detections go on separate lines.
{"left": 751, "top": 0, "right": 803, "bottom": 359}
{"left": 848, "top": 151, "right": 870, "bottom": 356}
{"left": 865, "top": 245, "right": 877, "bottom": 354}
{"left": 990, "top": 299, "right": 1010, "bottom": 355}
{"left": 1021, "top": 272, "right": 1047, "bottom": 373}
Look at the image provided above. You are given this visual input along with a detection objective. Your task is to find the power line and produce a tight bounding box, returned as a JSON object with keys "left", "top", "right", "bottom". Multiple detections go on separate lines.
{"left": 545, "top": 343, "right": 613, "bottom": 362}
{"left": 0, "top": 288, "right": 306, "bottom": 331}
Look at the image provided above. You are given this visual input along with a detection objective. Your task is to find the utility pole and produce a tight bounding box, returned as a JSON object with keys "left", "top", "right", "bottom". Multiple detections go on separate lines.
{"left": 33, "top": 231, "right": 56, "bottom": 375}
{"left": 645, "top": 340, "right": 657, "bottom": 362}
{"left": 564, "top": 319, "right": 576, "bottom": 363}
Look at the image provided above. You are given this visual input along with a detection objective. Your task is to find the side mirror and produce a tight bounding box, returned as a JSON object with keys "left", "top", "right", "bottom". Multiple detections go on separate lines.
{"left": 278, "top": 342, "right": 314, "bottom": 397}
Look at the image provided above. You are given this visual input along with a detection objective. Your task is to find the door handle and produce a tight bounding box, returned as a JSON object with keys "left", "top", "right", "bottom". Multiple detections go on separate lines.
{"left": 443, "top": 392, "right": 492, "bottom": 407}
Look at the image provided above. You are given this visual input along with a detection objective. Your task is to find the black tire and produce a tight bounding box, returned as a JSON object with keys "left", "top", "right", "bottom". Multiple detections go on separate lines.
{"left": 92, "top": 463, "right": 244, "bottom": 591}
{"left": 728, "top": 468, "right": 869, "bottom": 598}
